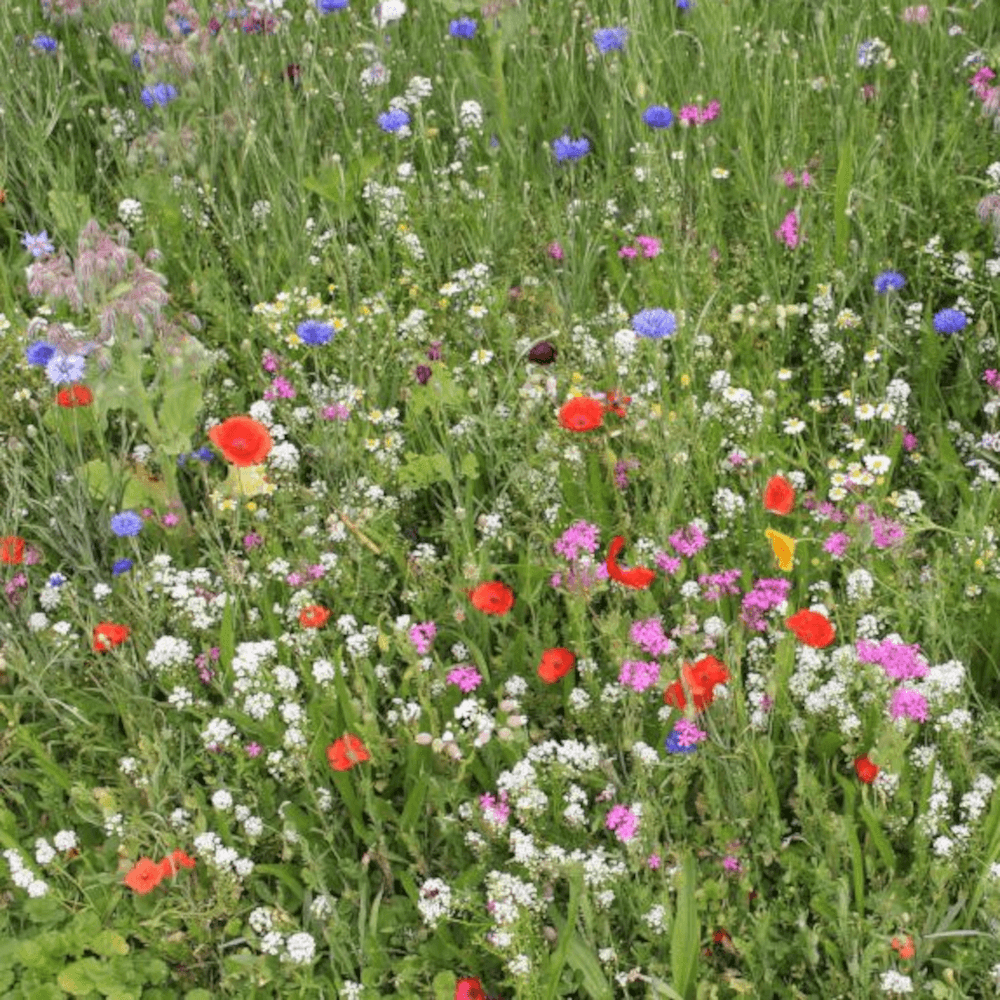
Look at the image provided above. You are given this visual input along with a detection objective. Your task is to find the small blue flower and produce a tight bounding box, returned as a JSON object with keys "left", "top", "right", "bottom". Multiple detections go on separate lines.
{"left": 141, "top": 82, "right": 178, "bottom": 109}
{"left": 665, "top": 728, "right": 697, "bottom": 754}
{"left": 593, "top": 27, "right": 627, "bottom": 53}
{"left": 32, "top": 34, "right": 58, "bottom": 52}
{"left": 676, "top": 0, "right": 692, "bottom": 9}
{"left": 110, "top": 511, "right": 144, "bottom": 537}
{"left": 48, "top": 573, "right": 66, "bottom": 588}
{"left": 297, "top": 320, "right": 335, "bottom": 345}
{"left": 45, "top": 352, "right": 86, "bottom": 386}
{"left": 633, "top": 308, "right": 677, "bottom": 339}
{"left": 873, "top": 270, "right": 906, "bottom": 294}
{"left": 132, "top": 53, "right": 142, "bottom": 69}
{"left": 317, "top": 0, "right": 349, "bottom": 10}
{"left": 21, "top": 231, "right": 56, "bottom": 258}
{"left": 552, "top": 134, "right": 591, "bottom": 163}
{"left": 112, "top": 558, "right": 134, "bottom": 577}
{"left": 194, "top": 446, "right": 215, "bottom": 462}
{"left": 933, "top": 308, "right": 967, "bottom": 334}
{"left": 449, "top": 16, "right": 477, "bottom": 39}
{"left": 377, "top": 108, "right": 411, "bottom": 133}
{"left": 26, "top": 341, "right": 57, "bottom": 366}
{"left": 642, "top": 105, "right": 674, "bottom": 129}
{"left": 176, "top": 16, "right": 194, "bottom": 36}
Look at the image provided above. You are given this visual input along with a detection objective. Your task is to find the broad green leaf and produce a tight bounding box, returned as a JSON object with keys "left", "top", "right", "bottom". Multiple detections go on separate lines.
{"left": 671, "top": 852, "right": 699, "bottom": 1000}
{"left": 77, "top": 459, "right": 114, "bottom": 502}
{"left": 58, "top": 957, "right": 101, "bottom": 995}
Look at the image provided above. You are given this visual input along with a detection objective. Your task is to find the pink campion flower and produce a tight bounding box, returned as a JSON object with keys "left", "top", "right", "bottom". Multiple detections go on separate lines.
{"left": 654, "top": 552, "right": 683, "bottom": 576}
{"left": 243, "top": 532, "right": 263, "bottom": 550}
{"left": 971, "top": 67, "right": 997, "bottom": 101}
{"left": 630, "top": 618, "right": 674, "bottom": 657}
{"left": 901, "top": 5, "right": 930, "bottom": 23}
{"left": 322, "top": 403, "right": 351, "bottom": 420}
{"left": 605, "top": 804, "right": 640, "bottom": 843}
{"left": 161, "top": 513, "right": 180, "bottom": 527}
{"left": 800, "top": 170, "right": 813, "bottom": 188}
{"left": 775, "top": 211, "right": 802, "bottom": 248}
{"left": 679, "top": 104, "right": 699, "bottom": 126}
{"left": 447, "top": 665, "right": 482, "bottom": 692}
{"left": 823, "top": 532, "right": 850, "bottom": 558}
{"left": 547, "top": 241, "right": 564, "bottom": 260}
{"left": 636, "top": 235, "right": 662, "bottom": 257}
{"left": 618, "top": 659, "right": 662, "bottom": 693}
{"left": 698, "top": 100, "right": 721, "bottom": 123}
{"left": 648, "top": 853, "right": 661, "bottom": 870}
{"left": 618, "top": 245, "right": 638, "bottom": 259}
{"left": 723, "top": 855, "right": 743, "bottom": 873}
{"left": 889, "top": 687, "right": 929, "bottom": 723}
{"left": 669, "top": 523, "right": 709, "bottom": 558}
{"left": 782, "top": 170, "right": 798, "bottom": 188}
{"left": 674, "top": 719, "right": 707, "bottom": 746}
{"left": 983, "top": 369, "right": 1000, "bottom": 391}
{"left": 409, "top": 621, "right": 437, "bottom": 655}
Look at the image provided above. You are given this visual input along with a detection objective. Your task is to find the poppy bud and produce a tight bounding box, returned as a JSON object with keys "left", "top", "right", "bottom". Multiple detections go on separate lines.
{"left": 415, "top": 364, "right": 432, "bottom": 385}
{"left": 528, "top": 340, "right": 557, "bottom": 364}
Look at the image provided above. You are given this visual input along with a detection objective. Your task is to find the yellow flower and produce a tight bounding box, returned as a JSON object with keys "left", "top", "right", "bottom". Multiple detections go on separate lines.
{"left": 765, "top": 529, "right": 795, "bottom": 571}
{"left": 668, "top": 411, "right": 677, "bottom": 422}
{"left": 245, "top": 502, "right": 257, "bottom": 512}
{"left": 975, "top": 558, "right": 986, "bottom": 572}
{"left": 680, "top": 374, "right": 691, "bottom": 387}
{"left": 650, "top": 403, "right": 663, "bottom": 418}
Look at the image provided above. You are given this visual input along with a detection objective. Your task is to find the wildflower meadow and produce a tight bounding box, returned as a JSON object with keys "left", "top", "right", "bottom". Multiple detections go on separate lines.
{"left": 3, "top": 0, "right": 1000, "bottom": 997}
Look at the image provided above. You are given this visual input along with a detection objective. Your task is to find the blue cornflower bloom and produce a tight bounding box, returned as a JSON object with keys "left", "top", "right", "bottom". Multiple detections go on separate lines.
{"left": 873, "top": 270, "right": 906, "bottom": 294}
{"left": 642, "top": 105, "right": 674, "bottom": 129}
{"left": 317, "top": 0, "right": 349, "bottom": 10}
{"left": 132, "top": 53, "right": 142, "bottom": 69}
{"left": 665, "top": 728, "right": 697, "bottom": 754}
{"left": 194, "top": 446, "right": 215, "bottom": 462}
{"left": 112, "top": 558, "right": 134, "bottom": 577}
{"left": 32, "top": 34, "right": 58, "bottom": 51}
{"left": 378, "top": 108, "right": 411, "bottom": 133}
{"left": 176, "top": 16, "right": 194, "bottom": 35}
{"left": 21, "top": 231, "right": 56, "bottom": 258}
{"left": 140, "top": 82, "right": 178, "bottom": 109}
{"left": 449, "top": 16, "right": 477, "bottom": 38}
{"left": 552, "top": 134, "right": 591, "bottom": 163}
{"left": 933, "top": 308, "right": 967, "bottom": 334}
{"left": 593, "top": 27, "right": 627, "bottom": 53}
{"left": 633, "top": 308, "right": 677, "bottom": 339}
{"left": 45, "top": 352, "right": 86, "bottom": 386}
{"left": 110, "top": 511, "right": 144, "bottom": 537}
{"left": 297, "top": 320, "right": 335, "bottom": 345}
{"left": 48, "top": 573, "right": 66, "bottom": 587}
{"left": 25, "top": 341, "right": 57, "bottom": 366}
{"left": 676, "top": 0, "right": 692, "bottom": 9}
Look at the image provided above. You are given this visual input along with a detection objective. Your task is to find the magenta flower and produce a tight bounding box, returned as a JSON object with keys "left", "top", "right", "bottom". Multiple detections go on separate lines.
{"left": 775, "top": 211, "right": 802, "bottom": 248}
{"left": 889, "top": 687, "right": 929, "bottom": 723}
{"left": 618, "top": 660, "right": 662, "bottom": 693}
{"left": 409, "top": 621, "right": 437, "bottom": 655}
{"left": 669, "top": 523, "right": 709, "bottom": 558}
{"left": 547, "top": 241, "right": 564, "bottom": 260}
{"left": 606, "top": 804, "right": 640, "bottom": 843}
{"left": 447, "top": 665, "right": 482, "bottom": 692}
{"left": 823, "top": 532, "right": 850, "bottom": 558}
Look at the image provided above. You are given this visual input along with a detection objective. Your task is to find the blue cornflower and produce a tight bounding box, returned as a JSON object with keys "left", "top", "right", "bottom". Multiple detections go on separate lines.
{"left": 552, "top": 134, "right": 591, "bottom": 163}
{"left": 45, "top": 352, "right": 86, "bottom": 386}
{"left": 297, "top": 320, "right": 335, "bottom": 345}
{"left": 26, "top": 341, "right": 57, "bottom": 366}
{"left": 110, "top": 511, "right": 144, "bottom": 537}
{"left": 665, "top": 728, "right": 697, "bottom": 754}
{"left": 176, "top": 16, "right": 194, "bottom": 35}
{"left": 633, "top": 308, "right": 677, "bottom": 339}
{"left": 642, "top": 105, "right": 674, "bottom": 129}
{"left": 933, "top": 308, "right": 967, "bottom": 334}
{"left": 317, "top": 0, "right": 349, "bottom": 10}
{"left": 140, "top": 82, "right": 178, "bottom": 109}
{"left": 593, "top": 27, "right": 627, "bottom": 53}
{"left": 21, "top": 231, "right": 56, "bottom": 258}
{"left": 194, "top": 446, "right": 215, "bottom": 462}
{"left": 449, "top": 17, "right": 477, "bottom": 39}
{"left": 48, "top": 573, "right": 66, "bottom": 588}
{"left": 32, "top": 34, "right": 58, "bottom": 52}
{"left": 378, "top": 108, "right": 411, "bottom": 133}
{"left": 873, "top": 270, "right": 906, "bottom": 294}
{"left": 132, "top": 53, "right": 142, "bottom": 69}
{"left": 112, "top": 558, "right": 134, "bottom": 577}
{"left": 676, "top": 0, "right": 692, "bottom": 9}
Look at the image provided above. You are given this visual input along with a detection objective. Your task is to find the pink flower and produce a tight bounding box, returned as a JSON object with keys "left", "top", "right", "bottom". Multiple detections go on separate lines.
{"left": 547, "top": 241, "right": 564, "bottom": 260}
{"left": 902, "top": 5, "right": 930, "bottom": 23}
{"left": 889, "top": 687, "right": 929, "bottom": 723}
{"left": 161, "top": 513, "right": 180, "bottom": 527}
{"left": 606, "top": 804, "right": 640, "bottom": 843}
{"left": 322, "top": 403, "right": 351, "bottom": 420}
{"left": 618, "top": 245, "right": 638, "bottom": 259}
{"left": 647, "top": 853, "right": 661, "bottom": 870}
{"left": 447, "top": 665, "right": 482, "bottom": 692}
{"left": 782, "top": 170, "right": 798, "bottom": 188}
{"left": 243, "top": 532, "right": 263, "bottom": 550}
{"left": 775, "top": 211, "right": 802, "bottom": 248}
{"left": 409, "top": 621, "right": 437, "bottom": 655}
{"left": 635, "top": 235, "right": 661, "bottom": 257}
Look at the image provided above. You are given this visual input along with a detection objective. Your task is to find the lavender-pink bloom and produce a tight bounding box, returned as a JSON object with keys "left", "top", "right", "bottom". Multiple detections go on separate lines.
{"left": 669, "top": 523, "right": 709, "bottom": 558}
{"left": 618, "top": 660, "right": 662, "bottom": 692}
{"left": 889, "top": 687, "right": 929, "bottom": 722}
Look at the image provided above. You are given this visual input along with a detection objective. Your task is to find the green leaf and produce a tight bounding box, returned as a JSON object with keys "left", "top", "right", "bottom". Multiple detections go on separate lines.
{"left": 671, "top": 852, "right": 699, "bottom": 1000}
{"left": 251, "top": 865, "right": 305, "bottom": 906}
{"left": 219, "top": 596, "right": 235, "bottom": 675}
{"left": 397, "top": 453, "right": 452, "bottom": 490}
{"left": 400, "top": 770, "right": 429, "bottom": 829}
{"left": 58, "top": 957, "right": 101, "bottom": 995}
{"left": 833, "top": 134, "right": 853, "bottom": 272}
{"left": 459, "top": 452, "right": 479, "bottom": 480}
{"left": 156, "top": 374, "right": 203, "bottom": 457}
{"left": 548, "top": 906, "right": 611, "bottom": 1000}
{"left": 77, "top": 459, "right": 114, "bottom": 503}
{"left": 48, "top": 193, "right": 92, "bottom": 243}
{"left": 432, "top": 971, "right": 458, "bottom": 1000}
{"left": 858, "top": 803, "right": 896, "bottom": 873}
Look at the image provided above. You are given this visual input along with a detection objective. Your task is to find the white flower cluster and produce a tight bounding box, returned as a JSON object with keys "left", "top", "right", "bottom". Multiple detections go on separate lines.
{"left": 416, "top": 877, "right": 454, "bottom": 928}
{"left": 191, "top": 831, "right": 255, "bottom": 880}
{"left": 3, "top": 849, "right": 49, "bottom": 898}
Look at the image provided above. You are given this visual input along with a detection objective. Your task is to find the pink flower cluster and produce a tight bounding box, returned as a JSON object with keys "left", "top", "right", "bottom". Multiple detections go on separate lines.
{"left": 409, "top": 621, "right": 437, "bottom": 654}
{"left": 679, "top": 100, "right": 720, "bottom": 126}
{"left": 605, "top": 804, "right": 640, "bottom": 843}
{"left": 618, "top": 235, "right": 662, "bottom": 259}
{"left": 780, "top": 170, "right": 813, "bottom": 189}
{"left": 775, "top": 211, "right": 802, "bottom": 248}
{"left": 901, "top": 5, "right": 930, "bottom": 23}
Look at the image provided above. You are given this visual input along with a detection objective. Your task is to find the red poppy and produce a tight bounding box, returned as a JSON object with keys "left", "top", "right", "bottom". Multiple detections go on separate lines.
{"left": 603, "top": 389, "right": 631, "bottom": 418}
{"left": 466, "top": 581, "right": 515, "bottom": 616}
{"left": 208, "top": 415, "right": 273, "bottom": 467}
{"left": 124, "top": 857, "right": 163, "bottom": 895}
{"left": 538, "top": 647, "right": 575, "bottom": 684}
{"left": 891, "top": 935, "right": 915, "bottom": 960}
{"left": 299, "top": 605, "right": 331, "bottom": 629}
{"left": 606, "top": 535, "right": 656, "bottom": 590}
{"left": 93, "top": 622, "right": 131, "bottom": 653}
{"left": 159, "top": 849, "right": 197, "bottom": 879}
{"left": 558, "top": 396, "right": 604, "bottom": 432}
{"left": 456, "top": 979, "right": 487, "bottom": 1000}
{"left": 0, "top": 537, "right": 25, "bottom": 565}
{"left": 855, "top": 755, "right": 879, "bottom": 784}
{"left": 664, "top": 655, "right": 730, "bottom": 712}
{"left": 763, "top": 474, "right": 796, "bottom": 515}
{"left": 56, "top": 384, "right": 94, "bottom": 408}
{"left": 327, "top": 734, "right": 370, "bottom": 771}
{"left": 785, "top": 609, "right": 835, "bottom": 648}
